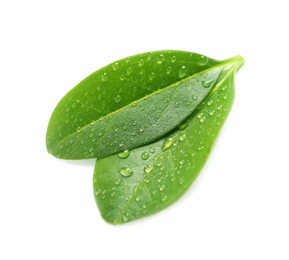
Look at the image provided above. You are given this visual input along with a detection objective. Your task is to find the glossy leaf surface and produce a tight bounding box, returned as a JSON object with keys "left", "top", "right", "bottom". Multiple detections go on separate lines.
{"left": 46, "top": 50, "right": 223, "bottom": 159}
{"left": 93, "top": 56, "right": 244, "bottom": 224}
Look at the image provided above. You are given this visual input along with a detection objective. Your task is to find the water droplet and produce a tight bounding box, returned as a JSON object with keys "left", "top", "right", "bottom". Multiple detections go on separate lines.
{"left": 95, "top": 188, "right": 101, "bottom": 195}
{"left": 179, "top": 159, "right": 185, "bottom": 165}
{"left": 114, "top": 95, "right": 121, "bottom": 103}
{"left": 144, "top": 165, "right": 153, "bottom": 173}
{"left": 179, "top": 134, "right": 187, "bottom": 141}
{"left": 159, "top": 185, "right": 165, "bottom": 191}
{"left": 200, "top": 117, "right": 206, "bottom": 123}
{"left": 115, "top": 179, "right": 121, "bottom": 185}
{"left": 141, "top": 152, "right": 150, "bottom": 160}
{"left": 119, "top": 167, "right": 133, "bottom": 177}
{"left": 222, "top": 85, "right": 228, "bottom": 91}
{"left": 149, "top": 147, "right": 156, "bottom": 153}
{"left": 139, "top": 126, "right": 145, "bottom": 132}
{"left": 202, "top": 79, "right": 214, "bottom": 88}
{"left": 149, "top": 72, "right": 155, "bottom": 81}
{"left": 120, "top": 75, "right": 125, "bottom": 81}
{"left": 178, "top": 66, "right": 187, "bottom": 78}
{"left": 166, "top": 66, "right": 172, "bottom": 74}
{"left": 135, "top": 196, "right": 141, "bottom": 202}
{"left": 162, "top": 137, "right": 175, "bottom": 151}
{"left": 171, "top": 56, "right": 177, "bottom": 63}
{"left": 126, "top": 67, "right": 132, "bottom": 75}
{"left": 138, "top": 58, "right": 144, "bottom": 66}
{"left": 192, "top": 94, "right": 198, "bottom": 100}
{"left": 112, "top": 62, "right": 119, "bottom": 71}
{"left": 101, "top": 73, "right": 108, "bottom": 82}
{"left": 122, "top": 213, "right": 130, "bottom": 222}
{"left": 197, "top": 55, "right": 209, "bottom": 66}
{"left": 209, "top": 110, "right": 215, "bottom": 116}
{"left": 197, "top": 113, "right": 204, "bottom": 119}
{"left": 117, "top": 150, "right": 130, "bottom": 159}
{"left": 157, "top": 54, "right": 165, "bottom": 64}
{"left": 217, "top": 105, "right": 223, "bottom": 110}
{"left": 207, "top": 100, "right": 214, "bottom": 106}
{"left": 162, "top": 195, "right": 168, "bottom": 201}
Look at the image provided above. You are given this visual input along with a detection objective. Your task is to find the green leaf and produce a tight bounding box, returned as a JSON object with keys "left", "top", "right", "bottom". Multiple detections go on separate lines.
{"left": 46, "top": 50, "right": 226, "bottom": 159}
{"left": 93, "top": 56, "right": 244, "bottom": 224}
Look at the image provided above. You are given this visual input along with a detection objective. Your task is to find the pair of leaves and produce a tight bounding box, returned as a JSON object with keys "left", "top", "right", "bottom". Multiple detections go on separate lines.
{"left": 46, "top": 50, "right": 244, "bottom": 224}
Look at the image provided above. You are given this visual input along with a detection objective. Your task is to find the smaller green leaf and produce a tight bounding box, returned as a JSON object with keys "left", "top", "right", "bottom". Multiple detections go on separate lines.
{"left": 93, "top": 56, "right": 244, "bottom": 224}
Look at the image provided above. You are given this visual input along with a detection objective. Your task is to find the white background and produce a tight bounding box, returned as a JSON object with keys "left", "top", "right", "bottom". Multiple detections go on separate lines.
{"left": 1, "top": 0, "right": 288, "bottom": 259}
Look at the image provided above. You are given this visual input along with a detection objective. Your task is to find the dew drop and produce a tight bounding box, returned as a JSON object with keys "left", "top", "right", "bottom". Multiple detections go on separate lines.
{"left": 101, "top": 73, "right": 108, "bottom": 82}
{"left": 179, "top": 134, "right": 187, "bottom": 141}
{"left": 222, "top": 85, "right": 228, "bottom": 91}
{"left": 200, "top": 117, "right": 206, "bottom": 123}
{"left": 159, "top": 185, "right": 166, "bottom": 191}
{"left": 112, "top": 62, "right": 119, "bottom": 71}
{"left": 141, "top": 152, "right": 150, "bottom": 160}
{"left": 209, "top": 110, "right": 215, "bottom": 116}
{"left": 144, "top": 165, "right": 153, "bottom": 173}
{"left": 117, "top": 150, "right": 130, "bottom": 159}
{"left": 207, "top": 100, "right": 214, "bottom": 106}
{"left": 171, "top": 56, "right": 177, "bottom": 62}
{"left": 157, "top": 54, "right": 165, "bottom": 64}
{"left": 192, "top": 94, "right": 198, "bottom": 100}
{"left": 202, "top": 79, "right": 214, "bottom": 88}
{"left": 120, "top": 75, "right": 125, "bottom": 81}
{"left": 166, "top": 66, "right": 172, "bottom": 74}
{"left": 135, "top": 196, "right": 141, "bottom": 202}
{"left": 122, "top": 213, "right": 130, "bottom": 222}
{"left": 119, "top": 167, "right": 133, "bottom": 177}
{"left": 162, "top": 195, "right": 168, "bottom": 201}
{"left": 114, "top": 95, "right": 121, "bottom": 103}
{"left": 178, "top": 66, "right": 187, "bottom": 78}
{"left": 149, "top": 72, "right": 155, "bottom": 81}
{"left": 149, "top": 147, "right": 156, "bottom": 153}
{"left": 138, "top": 58, "right": 144, "bottom": 66}
{"left": 162, "top": 137, "right": 175, "bottom": 151}
{"left": 139, "top": 126, "right": 145, "bottom": 132}
{"left": 95, "top": 188, "right": 101, "bottom": 195}
{"left": 197, "top": 55, "right": 209, "bottom": 66}
{"left": 126, "top": 67, "right": 132, "bottom": 75}
{"left": 217, "top": 105, "right": 223, "bottom": 110}
{"left": 197, "top": 112, "right": 204, "bottom": 119}
{"left": 115, "top": 179, "right": 121, "bottom": 186}
{"left": 174, "top": 102, "right": 179, "bottom": 108}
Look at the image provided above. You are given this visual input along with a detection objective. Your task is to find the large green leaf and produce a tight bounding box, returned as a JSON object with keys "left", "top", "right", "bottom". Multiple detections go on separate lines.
{"left": 93, "top": 56, "right": 244, "bottom": 224}
{"left": 46, "top": 50, "right": 227, "bottom": 159}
